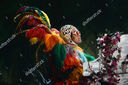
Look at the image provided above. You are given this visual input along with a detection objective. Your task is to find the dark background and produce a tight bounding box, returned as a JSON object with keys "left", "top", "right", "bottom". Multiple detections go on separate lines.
{"left": 0, "top": 0, "right": 128, "bottom": 84}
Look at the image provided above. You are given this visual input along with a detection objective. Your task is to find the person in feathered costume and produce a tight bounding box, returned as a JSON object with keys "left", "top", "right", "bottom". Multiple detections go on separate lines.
{"left": 14, "top": 6, "right": 95, "bottom": 85}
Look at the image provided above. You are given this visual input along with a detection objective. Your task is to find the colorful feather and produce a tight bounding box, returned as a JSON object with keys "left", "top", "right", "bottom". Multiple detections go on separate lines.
{"left": 43, "top": 34, "right": 66, "bottom": 52}
{"left": 51, "top": 44, "right": 67, "bottom": 71}
{"left": 15, "top": 6, "right": 51, "bottom": 29}
{"left": 25, "top": 26, "right": 49, "bottom": 41}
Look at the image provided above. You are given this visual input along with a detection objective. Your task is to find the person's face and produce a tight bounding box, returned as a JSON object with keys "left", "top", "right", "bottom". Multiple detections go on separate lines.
{"left": 71, "top": 28, "right": 82, "bottom": 44}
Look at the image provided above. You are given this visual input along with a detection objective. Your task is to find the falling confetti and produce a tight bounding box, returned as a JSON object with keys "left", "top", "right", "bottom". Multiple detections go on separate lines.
{"left": 48, "top": 3, "right": 51, "bottom": 7}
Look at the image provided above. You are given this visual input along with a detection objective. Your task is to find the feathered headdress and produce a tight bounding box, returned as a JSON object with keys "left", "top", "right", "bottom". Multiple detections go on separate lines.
{"left": 14, "top": 6, "right": 66, "bottom": 63}
{"left": 14, "top": 6, "right": 51, "bottom": 32}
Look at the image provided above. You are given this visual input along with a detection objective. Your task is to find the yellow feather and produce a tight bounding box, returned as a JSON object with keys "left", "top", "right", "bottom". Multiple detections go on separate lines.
{"left": 29, "top": 37, "right": 38, "bottom": 45}
{"left": 16, "top": 14, "right": 47, "bottom": 31}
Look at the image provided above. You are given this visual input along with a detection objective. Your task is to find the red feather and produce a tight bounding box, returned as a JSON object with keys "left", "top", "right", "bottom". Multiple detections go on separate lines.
{"left": 27, "top": 16, "right": 42, "bottom": 26}
{"left": 25, "top": 26, "right": 49, "bottom": 41}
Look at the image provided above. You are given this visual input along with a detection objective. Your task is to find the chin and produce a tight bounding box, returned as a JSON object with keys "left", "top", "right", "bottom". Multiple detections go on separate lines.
{"left": 76, "top": 41, "right": 82, "bottom": 44}
{"left": 78, "top": 41, "right": 82, "bottom": 44}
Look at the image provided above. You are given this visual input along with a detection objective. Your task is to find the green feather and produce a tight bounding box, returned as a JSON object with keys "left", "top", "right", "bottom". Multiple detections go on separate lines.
{"left": 21, "top": 6, "right": 50, "bottom": 28}
{"left": 52, "top": 44, "right": 66, "bottom": 70}
{"left": 84, "top": 53, "right": 95, "bottom": 61}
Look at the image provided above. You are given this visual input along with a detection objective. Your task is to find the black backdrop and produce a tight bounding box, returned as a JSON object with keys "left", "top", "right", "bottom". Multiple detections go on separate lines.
{"left": 0, "top": 0, "right": 128, "bottom": 84}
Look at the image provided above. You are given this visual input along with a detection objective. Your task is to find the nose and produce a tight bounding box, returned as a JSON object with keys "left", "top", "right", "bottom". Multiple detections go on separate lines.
{"left": 76, "top": 31, "right": 80, "bottom": 36}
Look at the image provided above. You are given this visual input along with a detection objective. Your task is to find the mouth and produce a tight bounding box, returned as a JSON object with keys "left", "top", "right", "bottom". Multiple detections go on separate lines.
{"left": 78, "top": 37, "right": 81, "bottom": 40}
